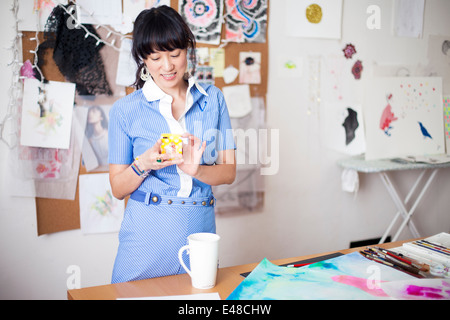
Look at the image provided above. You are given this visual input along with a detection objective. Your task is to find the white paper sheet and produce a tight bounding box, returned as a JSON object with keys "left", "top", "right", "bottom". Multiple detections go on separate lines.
{"left": 18, "top": 0, "right": 68, "bottom": 31}
{"left": 123, "top": 0, "right": 170, "bottom": 22}
{"left": 286, "top": 0, "right": 342, "bottom": 39}
{"left": 79, "top": 173, "right": 124, "bottom": 234}
{"left": 20, "top": 79, "right": 75, "bottom": 149}
{"left": 222, "top": 85, "right": 252, "bottom": 118}
{"left": 115, "top": 38, "right": 137, "bottom": 87}
{"left": 239, "top": 52, "right": 261, "bottom": 84}
{"left": 76, "top": 0, "right": 123, "bottom": 26}
{"left": 393, "top": 0, "right": 425, "bottom": 38}
{"left": 364, "top": 77, "right": 445, "bottom": 160}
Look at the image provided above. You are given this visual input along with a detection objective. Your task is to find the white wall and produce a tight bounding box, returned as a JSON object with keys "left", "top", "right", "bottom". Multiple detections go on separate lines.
{"left": 1, "top": 0, "right": 449, "bottom": 299}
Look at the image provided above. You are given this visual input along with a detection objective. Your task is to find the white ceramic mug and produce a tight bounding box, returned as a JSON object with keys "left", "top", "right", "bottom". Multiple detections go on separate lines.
{"left": 178, "top": 232, "right": 220, "bottom": 289}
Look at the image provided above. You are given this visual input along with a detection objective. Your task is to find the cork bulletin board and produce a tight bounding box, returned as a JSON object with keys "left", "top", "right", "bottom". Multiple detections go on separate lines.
{"left": 23, "top": 0, "right": 269, "bottom": 235}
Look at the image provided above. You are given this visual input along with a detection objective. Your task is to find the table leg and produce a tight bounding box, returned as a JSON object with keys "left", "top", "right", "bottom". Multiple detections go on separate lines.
{"left": 391, "top": 168, "right": 438, "bottom": 241}
{"left": 378, "top": 171, "right": 422, "bottom": 243}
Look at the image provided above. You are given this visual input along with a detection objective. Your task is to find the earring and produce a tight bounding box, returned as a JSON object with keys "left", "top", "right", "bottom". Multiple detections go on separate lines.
{"left": 140, "top": 66, "right": 151, "bottom": 82}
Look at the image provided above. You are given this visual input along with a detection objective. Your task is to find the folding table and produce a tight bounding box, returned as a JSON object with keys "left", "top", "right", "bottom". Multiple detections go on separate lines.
{"left": 338, "top": 155, "right": 450, "bottom": 243}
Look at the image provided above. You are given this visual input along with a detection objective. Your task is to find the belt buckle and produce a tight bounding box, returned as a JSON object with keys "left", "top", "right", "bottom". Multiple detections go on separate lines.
{"left": 209, "top": 195, "right": 216, "bottom": 207}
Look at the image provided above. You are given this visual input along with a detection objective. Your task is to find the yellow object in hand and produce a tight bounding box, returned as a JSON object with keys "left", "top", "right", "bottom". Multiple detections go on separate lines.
{"left": 160, "top": 134, "right": 183, "bottom": 159}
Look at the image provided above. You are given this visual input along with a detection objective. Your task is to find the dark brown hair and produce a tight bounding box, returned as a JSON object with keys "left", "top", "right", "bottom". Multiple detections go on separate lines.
{"left": 132, "top": 5, "right": 196, "bottom": 89}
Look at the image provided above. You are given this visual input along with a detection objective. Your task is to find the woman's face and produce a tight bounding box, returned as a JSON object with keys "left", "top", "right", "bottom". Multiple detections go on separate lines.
{"left": 88, "top": 107, "right": 103, "bottom": 124}
{"left": 144, "top": 48, "right": 188, "bottom": 92}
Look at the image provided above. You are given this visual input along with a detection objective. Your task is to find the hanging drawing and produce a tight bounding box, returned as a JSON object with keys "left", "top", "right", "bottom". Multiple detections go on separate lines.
{"left": 79, "top": 173, "right": 124, "bottom": 234}
{"left": 20, "top": 78, "right": 75, "bottom": 149}
{"left": 123, "top": 0, "right": 171, "bottom": 22}
{"left": 196, "top": 65, "right": 215, "bottom": 85}
{"left": 364, "top": 77, "right": 444, "bottom": 160}
{"left": 320, "top": 55, "right": 365, "bottom": 155}
{"left": 239, "top": 51, "right": 261, "bottom": 84}
{"left": 224, "top": 0, "right": 267, "bottom": 43}
{"left": 179, "top": 0, "right": 224, "bottom": 45}
{"left": 286, "top": 0, "right": 342, "bottom": 39}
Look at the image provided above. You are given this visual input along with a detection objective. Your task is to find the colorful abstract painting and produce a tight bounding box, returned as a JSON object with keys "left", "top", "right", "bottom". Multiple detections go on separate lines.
{"left": 444, "top": 96, "right": 450, "bottom": 153}
{"left": 225, "top": 0, "right": 267, "bottom": 43}
{"left": 380, "top": 278, "right": 450, "bottom": 300}
{"left": 79, "top": 173, "right": 124, "bottom": 234}
{"left": 227, "top": 252, "right": 414, "bottom": 300}
{"left": 179, "top": 0, "right": 224, "bottom": 45}
{"left": 364, "top": 77, "right": 444, "bottom": 160}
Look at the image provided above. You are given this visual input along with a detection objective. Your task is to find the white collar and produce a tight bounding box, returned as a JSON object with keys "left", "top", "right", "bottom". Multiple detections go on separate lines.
{"left": 142, "top": 76, "right": 208, "bottom": 102}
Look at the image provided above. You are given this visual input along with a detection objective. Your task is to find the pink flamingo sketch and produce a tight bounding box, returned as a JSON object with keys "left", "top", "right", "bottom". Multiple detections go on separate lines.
{"left": 379, "top": 93, "right": 398, "bottom": 136}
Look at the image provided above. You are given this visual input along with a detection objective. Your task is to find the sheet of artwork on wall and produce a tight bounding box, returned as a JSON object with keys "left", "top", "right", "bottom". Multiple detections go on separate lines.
{"left": 179, "top": 0, "right": 224, "bottom": 45}
{"left": 364, "top": 77, "right": 444, "bottom": 160}
{"left": 79, "top": 173, "right": 124, "bottom": 234}
{"left": 20, "top": 78, "right": 76, "bottom": 149}
{"left": 285, "top": 0, "right": 342, "bottom": 39}
{"left": 224, "top": 0, "right": 268, "bottom": 43}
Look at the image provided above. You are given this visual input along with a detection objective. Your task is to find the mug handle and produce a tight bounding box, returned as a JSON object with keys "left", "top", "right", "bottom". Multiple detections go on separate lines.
{"left": 178, "top": 245, "right": 192, "bottom": 277}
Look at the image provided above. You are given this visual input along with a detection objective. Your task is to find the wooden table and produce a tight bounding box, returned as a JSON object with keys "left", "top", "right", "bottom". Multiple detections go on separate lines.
{"left": 67, "top": 238, "right": 415, "bottom": 300}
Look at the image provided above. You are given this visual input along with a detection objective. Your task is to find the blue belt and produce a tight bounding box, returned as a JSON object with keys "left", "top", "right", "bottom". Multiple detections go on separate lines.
{"left": 130, "top": 190, "right": 216, "bottom": 207}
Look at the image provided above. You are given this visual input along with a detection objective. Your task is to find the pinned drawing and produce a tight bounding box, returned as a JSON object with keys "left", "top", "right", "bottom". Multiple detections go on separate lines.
{"left": 179, "top": 0, "right": 223, "bottom": 45}
{"left": 224, "top": 0, "right": 267, "bottom": 43}
{"left": 79, "top": 173, "right": 124, "bottom": 234}
{"left": 286, "top": 0, "right": 343, "bottom": 39}
{"left": 364, "top": 77, "right": 444, "bottom": 160}
{"left": 20, "top": 79, "right": 75, "bottom": 149}
{"left": 239, "top": 51, "right": 261, "bottom": 84}
{"left": 123, "top": 0, "right": 170, "bottom": 22}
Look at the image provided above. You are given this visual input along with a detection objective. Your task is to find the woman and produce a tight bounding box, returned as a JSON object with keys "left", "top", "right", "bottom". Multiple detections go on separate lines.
{"left": 86, "top": 105, "right": 109, "bottom": 167}
{"left": 108, "top": 5, "right": 236, "bottom": 283}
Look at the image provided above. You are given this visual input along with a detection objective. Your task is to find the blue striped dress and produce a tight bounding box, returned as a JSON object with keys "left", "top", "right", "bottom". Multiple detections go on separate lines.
{"left": 108, "top": 77, "right": 235, "bottom": 283}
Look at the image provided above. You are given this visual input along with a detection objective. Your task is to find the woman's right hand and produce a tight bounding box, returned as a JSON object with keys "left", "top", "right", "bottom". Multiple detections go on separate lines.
{"left": 137, "top": 139, "right": 184, "bottom": 171}
{"left": 109, "top": 140, "right": 184, "bottom": 200}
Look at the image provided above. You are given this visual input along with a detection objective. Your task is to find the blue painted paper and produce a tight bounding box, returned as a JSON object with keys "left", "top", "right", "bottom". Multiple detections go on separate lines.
{"left": 227, "top": 252, "right": 414, "bottom": 300}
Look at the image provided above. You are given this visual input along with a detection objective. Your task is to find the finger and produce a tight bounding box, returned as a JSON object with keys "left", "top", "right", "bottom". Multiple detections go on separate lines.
{"left": 152, "top": 139, "right": 163, "bottom": 151}
{"left": 200, "top": 140, "right": 207, "bottom": 152}
{"left": 158, "top": 156, "right": 184, "bottom": 167}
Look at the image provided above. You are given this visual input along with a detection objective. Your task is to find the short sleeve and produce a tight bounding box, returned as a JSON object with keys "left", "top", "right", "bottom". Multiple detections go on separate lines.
{"left": 216, "top": 91, "right": 236, "bottom": 151}
{"left": 108, "top": 102, "right": 133, "bottom": 164}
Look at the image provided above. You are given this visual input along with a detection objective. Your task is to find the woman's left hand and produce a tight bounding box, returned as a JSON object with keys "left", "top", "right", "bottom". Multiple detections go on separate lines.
{"left": 178, "top": 133, "right": 206, "bottom": 177}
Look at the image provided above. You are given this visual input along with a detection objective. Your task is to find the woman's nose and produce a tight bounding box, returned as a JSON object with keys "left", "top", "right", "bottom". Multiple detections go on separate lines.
{"left": 162, "top": 56, "right": 174, "bottom": 70}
